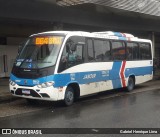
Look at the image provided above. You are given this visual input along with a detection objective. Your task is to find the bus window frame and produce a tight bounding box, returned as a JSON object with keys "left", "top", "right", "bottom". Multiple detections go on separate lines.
{"left": 126, "top": 41, "right": 140, "bottom": 61}
{"left": 93, "top": 38, "right": 112, "bottom": 62}
{"left": 86, "top": 38, "right": 95, "bottom": 62}
{"left": 110, "top": 40, "right": 126, "bottom": 61}
{"left": 139, "top": 42, "right": 152, "bottom": 60}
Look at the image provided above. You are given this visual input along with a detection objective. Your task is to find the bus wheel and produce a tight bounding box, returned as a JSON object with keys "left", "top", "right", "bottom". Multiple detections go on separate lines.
{"left": 127, "top": 77, "right": 135, "bottom": 92}
{"left": 64, "top": 86, "right": 74, "bottom": 106}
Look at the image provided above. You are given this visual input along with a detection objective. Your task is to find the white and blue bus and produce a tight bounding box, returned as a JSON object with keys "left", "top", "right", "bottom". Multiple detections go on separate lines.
{"left": 9, "top": 31, "right": 153, "bottom": 106}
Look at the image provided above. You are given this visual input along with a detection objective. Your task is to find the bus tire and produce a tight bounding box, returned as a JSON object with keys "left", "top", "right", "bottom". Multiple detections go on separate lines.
{"left": 64, "top": 86, "right": 74, "bottom": 106}
{"left": 127, "top": 77, "right": 135, "bottom": 92}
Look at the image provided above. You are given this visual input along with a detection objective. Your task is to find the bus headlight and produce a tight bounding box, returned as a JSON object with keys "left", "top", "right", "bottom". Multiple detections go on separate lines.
{"left": 10, "top": 80, "right": 16, "bottom": 86}
{"left": 37, "top": 81, "right": 54, "bottom": 88}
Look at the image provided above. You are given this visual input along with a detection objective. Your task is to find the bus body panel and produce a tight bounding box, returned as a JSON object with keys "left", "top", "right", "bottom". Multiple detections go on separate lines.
{"left": 10, "top": 59, "right": 153, "bottom": 101}
{"left": 9, "top": 80, "right": 59, "bottom": 101}
{"left": 9, "top": 31, "right": 153, "bottom": 102}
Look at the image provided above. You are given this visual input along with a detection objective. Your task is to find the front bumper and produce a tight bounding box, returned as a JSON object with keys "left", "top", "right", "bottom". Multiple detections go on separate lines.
{"left": 9, "top": 83, "right": 62, "bottom": 101}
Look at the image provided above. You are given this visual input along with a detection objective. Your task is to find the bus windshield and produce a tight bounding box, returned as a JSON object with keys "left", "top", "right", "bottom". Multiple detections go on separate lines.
{"left": 16, "top": 35, "right": 64, "bottom": 69}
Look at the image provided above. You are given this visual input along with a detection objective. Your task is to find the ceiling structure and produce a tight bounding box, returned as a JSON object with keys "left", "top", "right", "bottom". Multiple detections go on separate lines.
{"left": 56, "top": 0, "right": 160, "bottom": 16}
{"left": 1, "top": 0, "right": 160, "bottom": 38}
{"left": 56, "top": 0, "right": 86, "bottom": 6}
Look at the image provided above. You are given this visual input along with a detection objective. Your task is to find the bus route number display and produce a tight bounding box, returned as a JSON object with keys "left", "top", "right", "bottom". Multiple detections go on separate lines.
{"left": 35, "top": 37, "right": 62, "bottom": 45}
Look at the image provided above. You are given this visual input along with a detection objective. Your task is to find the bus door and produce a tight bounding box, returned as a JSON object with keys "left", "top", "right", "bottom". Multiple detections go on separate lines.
{"left": 58, "top": 36, "right": 87, "bottom": 93}
{"left": 83, "top": 38, "right": 100, "bottom": 95}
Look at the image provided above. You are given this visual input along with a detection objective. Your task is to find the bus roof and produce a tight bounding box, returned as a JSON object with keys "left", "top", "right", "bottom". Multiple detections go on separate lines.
{"left": 30, "top": 31, "right": 152, "bottom": 43}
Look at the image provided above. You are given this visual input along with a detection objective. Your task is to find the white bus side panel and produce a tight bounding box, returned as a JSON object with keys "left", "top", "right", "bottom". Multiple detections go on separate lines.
{"left": 59, "top": 60, "right": 152, "bottom": 97}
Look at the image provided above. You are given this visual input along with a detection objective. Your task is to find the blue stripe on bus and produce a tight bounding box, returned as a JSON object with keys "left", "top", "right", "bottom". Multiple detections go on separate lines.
{"left": 125, "top": 66, "right": 153, "bottom": 77}
{"left": 54, "top": 71, "right": 104, "bottom": 87}
{"left": 10, "top": 74, "right": 54, "bottom": 87}
{"left": 113, "top": 32, "right": 123, "bottom": 37}
{"left": 119, "top": 37, "right": 127, "bottom": 40}
{"left": 110, "top": 61, "right": 122, "bottom": 89}
{"left": 10, "top": 65, "right": 153, "bottom": 88}
{"left": 112, "top": 32, "right": 127, "bottom": 40}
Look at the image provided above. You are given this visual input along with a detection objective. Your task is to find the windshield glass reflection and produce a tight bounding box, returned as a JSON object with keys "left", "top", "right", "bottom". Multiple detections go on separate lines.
{"left": 16, "top": 35, "right": 64, "bottom": 69}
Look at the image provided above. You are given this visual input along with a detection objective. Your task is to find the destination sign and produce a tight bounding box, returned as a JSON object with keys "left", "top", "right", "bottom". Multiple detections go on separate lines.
{"left": 35, "top": 36, "right": 62, "bottom": 45}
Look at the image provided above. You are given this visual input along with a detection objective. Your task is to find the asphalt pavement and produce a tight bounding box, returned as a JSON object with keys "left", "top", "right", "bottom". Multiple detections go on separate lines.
{"left": 0, "top": 72, "right": 160, "bottom": 103}
{"left": 1, "top": 82, "right": 160, "bottom": 137}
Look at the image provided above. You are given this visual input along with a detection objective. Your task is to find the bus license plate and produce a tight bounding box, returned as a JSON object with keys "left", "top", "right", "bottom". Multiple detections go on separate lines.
{"left": 22, "top": 89, "right": 30, "bottom": 95}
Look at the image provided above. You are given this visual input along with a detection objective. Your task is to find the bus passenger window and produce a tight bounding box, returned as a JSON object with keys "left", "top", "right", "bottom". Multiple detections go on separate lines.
{"left": 87, "top": 39, "right": 94, "bottom": 61}
{"left": 139, "top": 43, "right": 152, "bottom": 60}
{"left": 103, "top": 41, "right": 111, "bottom": 61}
{"left": 112, "top": 41, "right": 125, "bottom": 60}
{"left": 93, "top": 40, "right": 111, "bottom": 62}
{"left": 126, "top": 42, "right": 139, "bottom": 60}
{"left": 94, "top": 40, "right": 104, "bottom": 61}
